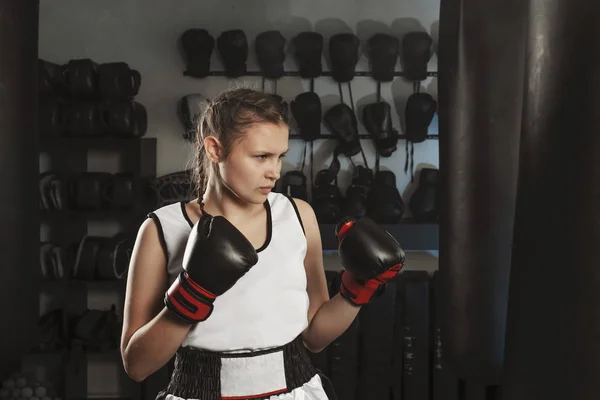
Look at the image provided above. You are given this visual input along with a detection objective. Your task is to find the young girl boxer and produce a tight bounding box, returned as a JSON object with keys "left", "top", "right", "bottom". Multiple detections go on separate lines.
{"left": 120, "top": 88, "right": 405, "bottom": 399}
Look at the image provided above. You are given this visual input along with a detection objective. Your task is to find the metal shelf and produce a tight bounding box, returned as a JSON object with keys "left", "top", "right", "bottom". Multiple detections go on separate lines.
{"left": 201, "top": 70, "right": 438, "bottom": 78}
{"left": 289, "top": 133, "right": 438, "bottom": 140}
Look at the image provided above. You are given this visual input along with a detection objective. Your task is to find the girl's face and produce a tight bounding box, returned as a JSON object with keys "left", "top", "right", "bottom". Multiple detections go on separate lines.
{"left": 218, "top": 122, "right": 289, "bottom": 204}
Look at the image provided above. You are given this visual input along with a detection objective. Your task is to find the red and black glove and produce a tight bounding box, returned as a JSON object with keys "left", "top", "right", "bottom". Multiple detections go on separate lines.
{"left": 336, "top": 217, "right": 405, "bottom": 306}
{"left": 164, "top": 214, "right": 258, "bottom": 323}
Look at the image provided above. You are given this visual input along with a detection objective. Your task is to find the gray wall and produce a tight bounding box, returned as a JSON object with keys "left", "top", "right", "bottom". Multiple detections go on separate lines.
{"left": 36, "top": 0, "right": 440, "bottom": 396}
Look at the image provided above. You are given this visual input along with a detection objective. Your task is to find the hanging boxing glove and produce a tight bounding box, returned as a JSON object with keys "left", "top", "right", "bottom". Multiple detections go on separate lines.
{"left": 255, "top": 30, "right": 286, "bottom": 79}
{"left": 64, "top": 59, "right": 99, "bottom": 98}
{"left": 367, "top": 33, "right": 400, "bottom": 82}
{"left": 363, "top": 101, "right": 397, "bottom": 157}
{"left": 401, "top": 32, "right": 433, "bottom": 81}
{"left": 329, "top": 33, "right": 360, "bottom": 83}
{"left": 291, "top": 92, "right": 321, "bottom": 141}
{"left": 217, "top": 30, "right": 248, "bottom": 78}
{"left": 366, "top": 170, "right": 404, "bottom": 223}
{"left": 293, "top": 31, "right": 323, "bottom": 79}
{"left": 324, "top": 103, "right": 361, "bottom": 157}
{"left": 178, "top": 94, "right": 210, "bottom": 142}
{"left": 342, "top": 165, "right": 373, "bottom": 219}
{"left": 312, "top": 154, "right": 342, "bottom": 224}
{"left": 405, "top": 92, "right": 437, "bottom": 143}
{"left": 100, "top": 101, "right": 148, "bottom": 138}
{"left": 179, "top": 29, "right": 215, "bottom": 78}
{"left": 277, "top": 170, "right": 308, "bottom": 201}
{"left": 97, "top": 62, "right": 142, "bottom": 99}
{"left": 409, "top": 168, "right": 439, "bottom": 222}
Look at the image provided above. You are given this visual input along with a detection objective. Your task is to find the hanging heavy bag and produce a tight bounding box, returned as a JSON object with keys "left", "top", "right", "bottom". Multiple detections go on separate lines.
{"left": 312, "top": 151, "right": 342, "bottom": 224}
{"left": 100, "top": 100, "right": 148, "bottom": 138}
{"left": 291, "top": 92, "right": 322, "bottom": 141}
{"left": 324, "top": 103, "right": 361, "bottom": 157}
{"left": 63, "top": 58, "right": 99, "bottom": 98}
{"left": 97, "top": 62, "right": 141, "bottom": 99}
{"left": 179, "top": 29, "right": 215, "bottom": 78}
{"left": 409, "top": 168, "right": 439, "bottom": 222}
{"left": 217, "top": 29, "right": 248, "bottom": 78}
{"left": 366, "top": 170, "right": 404, "bottom": 223}
{"left": 255, "top": 30, "right": 286, "bottom": 79}
{"left": 401, "top": 32, "right": 433, "bottom": 82}
{"left": 342, "top": 165, "right": 373, "bottom": 219}
{"left": 278, "top": 171, "right": 308, "bottom": 201}
{"left": 438, "top": 0, "right": 525, "bottom": 385}
{"left": 179, "top": 94, "right": 209, "bottom": 142}
{"left": 329, "top": 33, "right": 360, "bottom": 83}
{"left": 363, "top": 101, "right": 398, "bottom": 157}
{"left": 367, "top": 33, "right": 400, "bottom": 83}
{"left": 293, "top": 31, "right": 323, "bottom": 79}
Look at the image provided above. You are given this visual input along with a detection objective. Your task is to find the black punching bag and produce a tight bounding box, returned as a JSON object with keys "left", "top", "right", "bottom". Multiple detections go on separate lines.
{"left": 437, "top": 0, "right": 526, "bottom": 384}
{"left": 501, "top": 1, "right": 600, "bottom": 399}
{"left": 0, "top": 1, "right": 40, "bottom": 379}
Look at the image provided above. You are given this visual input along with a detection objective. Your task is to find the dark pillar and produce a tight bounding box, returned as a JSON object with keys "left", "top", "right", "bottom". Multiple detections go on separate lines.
{"left": 0, "top": 0, "right": 41, "bottom": 380}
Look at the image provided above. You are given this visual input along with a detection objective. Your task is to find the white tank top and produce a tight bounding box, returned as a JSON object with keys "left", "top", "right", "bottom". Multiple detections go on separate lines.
{"left": 147, "top": 192, "right": 309, "bottom": 353}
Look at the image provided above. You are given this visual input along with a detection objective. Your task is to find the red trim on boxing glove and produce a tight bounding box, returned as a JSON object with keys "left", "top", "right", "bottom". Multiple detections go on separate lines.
{"left": 165, "top": 271, "right": 217, "bottom": 323}
{"left": 339, "top": 263, "right": 403, "bottom": 306}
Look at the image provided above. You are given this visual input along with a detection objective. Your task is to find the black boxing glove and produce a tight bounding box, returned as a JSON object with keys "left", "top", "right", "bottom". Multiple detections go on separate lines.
{"left": 409, "top": 167, "right": 439, "bottom": 221}
{"left": 179, "top": 94, "right": 210, "bottom": 142}
{"left": 366, "top": 170, "right": 404, "bottom": 223}
{"left": 100, "top": 100, "right": 148, "bottom": 138}
{"left": 312, "top": 156, "right": 342, "bottom": 224}
{"left": 293, "top": 32, "right": 323, "bottom": 79}
{"left": 64, "top": 59, "right": 99, "bottom": 98}
{"left": 255, "top": 30, "right": 286, "bottom": 79}
{"left": 38, "top": 59, "right": 67, "bottom": 95}
{"left": 278, "top": 170, "right": 308, "bottom": 201}
{"left": 217, "top": 30, "right": 248, "bottom": 78}
{"left": 291, "top": 92, "right": 321, "bottom": 141}
{"left": 363, "top": 101, "right": 397, "bottom": 157}
{"left": 342, "top": 165, "right": 373, "bottom": 218}
{"left": 329, "top": 33, "right": 360, "bottom": 83}
{"left": 405, "top": 92, "right": 437, "bottom": 143}
{"left": 324, "top": 103, "right": 361, "bottom": 157}
{"left": 64, "top": 102, "right": 104, "bottom": 137}
{"left": 165, "top": 214, "right": 258, "bottom": 323}
{"left": 367, "top": 33, "right": 400, "bottom": 82}
{"left": 336, "top": 217, "right": 406, "bottom": 306}
{"left": 401, "top": 32, "right": 433, "bottom": 81}
{"left": 179, "top": 29, "right": 215, "bottom": 78}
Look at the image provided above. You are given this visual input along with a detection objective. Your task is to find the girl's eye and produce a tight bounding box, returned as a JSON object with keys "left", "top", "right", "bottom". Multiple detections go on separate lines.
{"left": 256, "top": 155, "right": 267, "bottom": 160}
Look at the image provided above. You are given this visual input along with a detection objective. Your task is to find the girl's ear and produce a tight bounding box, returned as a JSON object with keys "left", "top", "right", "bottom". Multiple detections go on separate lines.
{"left": 204, "top": 136, "right": 222, "bottom": 163}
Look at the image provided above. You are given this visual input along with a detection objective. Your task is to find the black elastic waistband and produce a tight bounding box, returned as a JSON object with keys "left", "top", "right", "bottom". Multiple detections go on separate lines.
{"left": 163, "top": 336, "right": 318, "bottom": 400}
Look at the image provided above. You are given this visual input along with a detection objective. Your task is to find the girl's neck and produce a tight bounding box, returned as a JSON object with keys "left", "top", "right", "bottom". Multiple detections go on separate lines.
{"left": 201, "top": 182, "right": 264, "bottom": 223}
